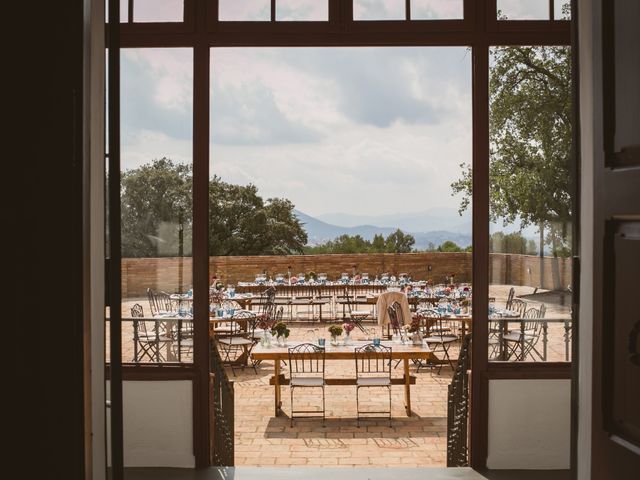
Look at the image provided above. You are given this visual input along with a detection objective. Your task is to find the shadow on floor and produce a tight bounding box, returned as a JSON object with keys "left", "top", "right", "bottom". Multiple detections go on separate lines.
{"left": 478, "top": 469, "right": 571, "bottom": 480}
{"left": 123, "top": 467, "right": 571, "bottom": 480}
{"left": 263, "top": 415, "right": 447, "bottom": 439}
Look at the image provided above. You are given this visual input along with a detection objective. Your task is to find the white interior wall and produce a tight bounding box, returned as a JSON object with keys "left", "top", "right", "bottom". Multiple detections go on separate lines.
{"left": 106, "top": 380, "right": 195, "bottom": 468}
{"left": 487, "top": 379, "right": 571, "bottom": 469}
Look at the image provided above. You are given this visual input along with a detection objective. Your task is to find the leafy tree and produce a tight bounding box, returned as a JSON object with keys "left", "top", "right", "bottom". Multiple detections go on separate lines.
{"left": 121, "top": 159, "right": 307, "bottom": 257}
{"left": 451, "top": 46, "right": 572, "bottom": 253}
{"left": 121, "top": 158, "right": 193, "bottom": 257}
{"left": 490, "top": 231, "right": 537, "bottom": 255}
{"left": 263, "top": 198, "right": 309, "bottom": 255}
{"left": 370, "top": 234, "right": 386, "bottom": 253}
{"left": 207, "top": 176, "right": 307, "bottom": 256}
{"left": 384, "top": 229, "right": 415, "bottom": 253}
{"left": 304, "top": 230, "right": 415, "bottom": 254}
{"left": 437, "top": 240, "right": 463, "bottom": 253}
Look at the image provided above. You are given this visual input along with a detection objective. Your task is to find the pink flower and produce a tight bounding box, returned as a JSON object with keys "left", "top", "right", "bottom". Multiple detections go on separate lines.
{"left": 342, "top": 322, "right": 355, "bottom": 333}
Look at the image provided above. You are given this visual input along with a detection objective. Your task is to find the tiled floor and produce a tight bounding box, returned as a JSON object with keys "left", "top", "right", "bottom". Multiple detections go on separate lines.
{"left": 230, "top": 326, "right": 454, "bottom": 467}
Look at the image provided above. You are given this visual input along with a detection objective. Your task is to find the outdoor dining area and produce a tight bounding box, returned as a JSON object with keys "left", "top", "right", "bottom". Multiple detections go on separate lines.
{"left": 109, "top": 274, "right": 571, "bottom": 467}
{"left": 119, "top": 269, "right": 571, "bottom": 368}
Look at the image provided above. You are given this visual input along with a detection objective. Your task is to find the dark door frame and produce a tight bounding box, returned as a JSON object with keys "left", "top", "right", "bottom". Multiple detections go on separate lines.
{"left": 107, "top": 0, "right": 573, "bottom": 473}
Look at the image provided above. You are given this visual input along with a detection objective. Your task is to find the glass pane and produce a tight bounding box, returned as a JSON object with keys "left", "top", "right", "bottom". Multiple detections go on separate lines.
{"left": 210, "top": 46, "right": 472, "bottom": 465}
{"left": 133, "top": 0, "right": 184, "bottom": 22}
{"left": 119, "top": 48, "right": 194, "bottom": 364}
{"left": 554, "top": 1, "right": 571, "bottom": 20}
{"left": 411, "top": 0, "right": 463, "bottom": 20}
{"left": 120, "top": 0, "right": 129, "bottom": 22}
{"left": 483, "top": 46, "right": 573, "bottom": 362}
{"left": 497, "top": 0, "right": 549, "bottom": 20}
{"left": 276, "top": 0, "right": 328, "bottom": 21}
{"left": 209, "top": 47, "right": 472, "bottom": 338}
{"left": 354, "top": 0, "right": 406, "bottom": 20}
{"left": 219, "top": 0, "right": 271, "bottom": 21}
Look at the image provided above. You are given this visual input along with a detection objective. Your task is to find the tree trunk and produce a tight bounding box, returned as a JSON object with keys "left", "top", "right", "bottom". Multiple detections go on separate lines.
{"left": 539, "top": 223, "right": 545, "bottom": 289}
{"left": 551, "top": 234, "right": 562, "bottom": 291}
{"left": 178, "top": 212, "right": 184, "bottom": 293}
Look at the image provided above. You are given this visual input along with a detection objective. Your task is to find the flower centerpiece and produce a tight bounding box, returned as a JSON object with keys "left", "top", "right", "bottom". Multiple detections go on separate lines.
{"left": 209, "top": 289, "right": 225, "bottom": 314}
{"left": 406, "top": 318, "right": 423, "bottom": 345}
{"left": 342, "top": 322, "right": 355, "bottom": 344}
{"left": 271, "top": 321, "right": 290, "bottom": 347}
{"left": 460, "top": 298, "right": 471, "bottom": 314}
{"left": 328, "top": 324, "right": 343, "bottom": 345}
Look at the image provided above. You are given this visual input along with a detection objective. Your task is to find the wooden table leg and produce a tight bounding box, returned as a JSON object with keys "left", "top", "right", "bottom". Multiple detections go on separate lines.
{"left": 274, "top": 357, "right": 282, "bottom": 416}
{"left": 404, "top": 358, "right": 412, "bottom": 416}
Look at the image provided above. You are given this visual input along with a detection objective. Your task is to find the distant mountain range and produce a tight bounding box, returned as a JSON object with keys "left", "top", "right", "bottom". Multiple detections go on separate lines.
{"left": 315, "top": 207, "right": 472, "bottom": 234}
{"left": 294, "top": 208, "right": 540, "bottom": 250}
{"left": 294, "top": 209, "right": 472, "bottom": 250}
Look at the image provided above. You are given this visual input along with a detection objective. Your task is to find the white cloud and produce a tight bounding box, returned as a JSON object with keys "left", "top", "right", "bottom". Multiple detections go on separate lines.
{"left": 122, "top": 46, "right": 472, "bottom": 217}
{"left": 497, "top": 0, "right": 549, "bottom": 20}
{"left": 209, "top": 47, "right": 471, "bottom": 216}
{"left": 218, "top": 0, "right": 270, "bottom": 21}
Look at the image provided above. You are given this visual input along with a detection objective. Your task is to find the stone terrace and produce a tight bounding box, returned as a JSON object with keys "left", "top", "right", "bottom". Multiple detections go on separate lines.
{"left": 230, "top": 325, "right": 453, "bottom": 468}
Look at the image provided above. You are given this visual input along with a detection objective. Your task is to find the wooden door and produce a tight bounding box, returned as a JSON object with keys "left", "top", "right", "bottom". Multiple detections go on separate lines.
{"left": 592, "top": 0, "right": 640, "bottom": 477}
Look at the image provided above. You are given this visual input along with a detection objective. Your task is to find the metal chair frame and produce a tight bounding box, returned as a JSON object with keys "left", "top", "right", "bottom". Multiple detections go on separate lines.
{"left": 217, "top": 310, "right": 258, "bottom": 375}
{"left": 255, "top": 286, "right": 277, "bottom": 329}
{"left": 386, "top": 304, "right": 403, "bottom": 369}
{"left": 505, "top": 286, "right": 516, "bottom": 310}
{"left": 422, "top": 312, "right": 459, "bottom": 374}
{"left": 287, "top": 343, "right": 326, "bottom": 427}
{"left": 343, "top": 287, "right": 370, "bottom": 332}
{"left": 489, "top": 299, "right": 527, "bottom": 359}
{"left": 503, "top": 305, "right": 546, "bottom": 361}
{"left": 354, "top": 343, "right": 393, "bottom": 427}
{"left": 131, "top": 303, "right": 172, "bottom": 363}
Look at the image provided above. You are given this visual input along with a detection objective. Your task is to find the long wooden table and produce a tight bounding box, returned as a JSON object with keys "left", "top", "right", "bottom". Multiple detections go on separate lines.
{"left": 251, "top": 340, "right": 435, "bottom": 417}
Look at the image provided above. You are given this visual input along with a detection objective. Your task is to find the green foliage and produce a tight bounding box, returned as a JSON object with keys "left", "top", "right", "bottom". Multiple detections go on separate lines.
{"left": 271, "top": 321, "right": 290, "bottom": 338}
{"left": 208, "top": 176, "right": 307, "bottom": 256}
{"left": 121, "top": 158, "right": 307, "bottom": 257}
{"left": 328, "top": 324, "right": 343, "bottom": 337}
{"left": 121, "top": 158, "right": 193, "bottom": 257}
{"left": 451, "top": 46, "right": 572, "bottom": 251}
{"left": 437, "top": 240, "right": 463, "bottom": 253}
{"left": 490, "top": 231, "right": 538, "bottom": 255}
{"left": 370, "top": 234, "right": 386, "bottom": 253}
{"left": 304, "top": 229, "right": 415, "bottom": 254}
{"left": 385, "top": 229, "right": 415, "bottom": 253}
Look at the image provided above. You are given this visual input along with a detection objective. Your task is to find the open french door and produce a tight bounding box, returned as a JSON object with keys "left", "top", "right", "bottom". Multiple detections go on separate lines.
{"left": 591, "top": 0, "right": 640, "bottom": 477}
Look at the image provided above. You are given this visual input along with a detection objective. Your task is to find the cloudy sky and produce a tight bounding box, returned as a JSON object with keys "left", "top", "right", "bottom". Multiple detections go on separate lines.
{"left": 122, "top": 46, "right": 472, "bottom": 218}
